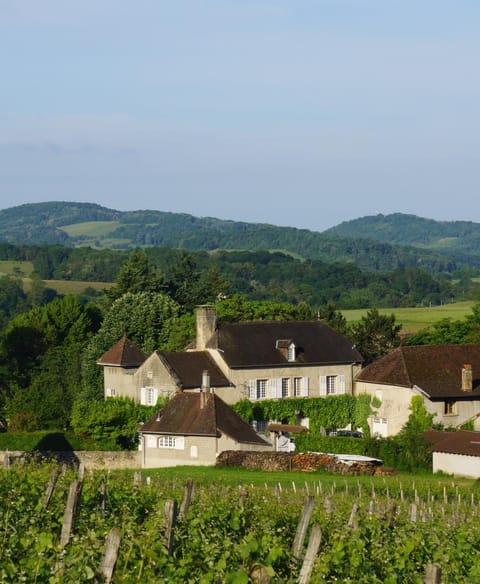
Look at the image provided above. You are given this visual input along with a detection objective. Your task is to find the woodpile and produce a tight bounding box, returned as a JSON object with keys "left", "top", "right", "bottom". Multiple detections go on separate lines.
{"left": 216, "top": 451, "right": 394, "bottom": 476}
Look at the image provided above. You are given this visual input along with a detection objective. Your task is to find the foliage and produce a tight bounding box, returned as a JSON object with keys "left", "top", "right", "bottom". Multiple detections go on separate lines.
{"left": 107, "top": 248, "right": 165, "bottom": 301}
{"left": 1, "top": 465, "right": 480, "bottom": 582}
{"left": 348, "top": 308, "right": 402, "bottom": 364}
{"left": 0, "top": 430, "right": 90, "bottom": 450}
{"left": 216, "top": 294, "right": 315, "bottom": 323}
{"left": 70, "top": 397, "right": 162, "bottom": 450}
{"left": 233, "top": 395, "right": 375, "bottom": 436}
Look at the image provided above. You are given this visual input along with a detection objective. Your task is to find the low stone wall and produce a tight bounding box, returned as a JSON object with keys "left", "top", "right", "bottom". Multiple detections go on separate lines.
{"left": 1, "top": 450, "right": 141, "bottom": 470}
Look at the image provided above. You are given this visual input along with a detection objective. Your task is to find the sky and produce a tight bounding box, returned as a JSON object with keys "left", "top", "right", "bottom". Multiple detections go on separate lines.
{"left": 1, "top": 0, "right": 479, "bottom": 232}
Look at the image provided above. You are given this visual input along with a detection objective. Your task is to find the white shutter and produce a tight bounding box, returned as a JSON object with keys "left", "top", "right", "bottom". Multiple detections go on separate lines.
{"left": 338, "top": 375, "right": 346, "bottom": 394}
{"left": 301, "top": 377, "right": 309, "bottom": 397}
{"left": 273, "top": 378, "right": 282, "bottom": 398}
{"left": 175, "top": 436, "right": 185, "bottom": 450}
{"left": 140, "top": 387, "right": 146, "bottom": 405}
{"left": 248, "top": 380, "right": 256, "bottom": 400}
{"left": 267, "top": 379, "right": 275, "bottom": 399}
{"left": 319, "top": 376, "right": 327, "bottom": 396}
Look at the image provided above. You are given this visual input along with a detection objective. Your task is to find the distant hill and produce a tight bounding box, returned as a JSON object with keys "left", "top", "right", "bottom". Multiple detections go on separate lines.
{"left": 0, "top": 202, "right": 475, "bottom": 273}
{"left": 325, "top": 213, "right": 480, "bottom": 260}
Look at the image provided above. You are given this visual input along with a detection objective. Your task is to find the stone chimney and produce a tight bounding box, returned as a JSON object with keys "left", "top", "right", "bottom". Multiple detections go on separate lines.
{"left": 201, "top": 370, "right": 211, "bottom": 393}
{"left": 200, "top": 370, "right": 211, "bottom": 409}
{"left": 462, "top": 364, "right": 473, "bottom": 392}
{"left": 196, "top": 305, "right": 217, "bottom": 350}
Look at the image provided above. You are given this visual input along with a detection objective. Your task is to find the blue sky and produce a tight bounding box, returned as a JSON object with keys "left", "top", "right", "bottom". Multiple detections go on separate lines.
{"left": 1, "top": 0, "right": 479, "bottom": 231}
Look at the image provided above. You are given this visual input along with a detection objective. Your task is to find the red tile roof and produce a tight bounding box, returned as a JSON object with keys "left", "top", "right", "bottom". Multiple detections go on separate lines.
{"left": 425, "top": 429, "right": 480, "bottom": 457}
{"left": 140, "top": 392, "right": 270, "bottom": 446}
{"left": 356, "top": 344, "right": 480, "bottom": 398}
{"left": 97, "top": 335, "right": 147, "bottom": 367}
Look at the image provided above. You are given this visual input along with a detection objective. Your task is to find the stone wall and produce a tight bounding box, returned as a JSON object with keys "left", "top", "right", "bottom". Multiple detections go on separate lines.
{"left": 1, "top": 450, "right": 141, "bottom": 470}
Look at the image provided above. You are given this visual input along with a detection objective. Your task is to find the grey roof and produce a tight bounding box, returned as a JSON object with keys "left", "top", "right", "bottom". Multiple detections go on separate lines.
{"left": 157, "top": 351, "right": 231, "bottom": 389}
{"left": 206, "top": 320, "right": 363, "bottom": 368}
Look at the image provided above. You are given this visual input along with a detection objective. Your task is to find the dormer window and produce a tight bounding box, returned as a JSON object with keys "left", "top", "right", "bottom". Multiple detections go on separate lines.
{"left": 276, "top": 339, "right": 296, "bottom": 362}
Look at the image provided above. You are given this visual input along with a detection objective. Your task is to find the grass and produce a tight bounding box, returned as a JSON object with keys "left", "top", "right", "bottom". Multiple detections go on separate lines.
{"left": 0, "top": 260, "right": 34, "bottom": 277}
{"left": 342, "top": 301, "right": 476, "bottom": 333}
{"left": 116, "top": 464, "right": 478, "bottom": 491}
{"left": 44, "top": 279, "right": 114, "bottom": 294}
{"left": 59, "top": 220, "right": 120, "bottom": 237}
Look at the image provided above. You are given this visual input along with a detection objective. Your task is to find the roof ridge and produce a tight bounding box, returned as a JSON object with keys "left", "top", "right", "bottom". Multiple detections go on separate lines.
{"left": 398, "top": 346, "right": 413, "bottom": 387}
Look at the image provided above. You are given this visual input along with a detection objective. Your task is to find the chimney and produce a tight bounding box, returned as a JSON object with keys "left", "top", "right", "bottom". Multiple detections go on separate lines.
{"left": 462, "top": 364, "right": 473, "bottom": 392}
{"left": 196, "top": 305, "right": 217, "bottom": 350}
{"left": 200, "top": 370, "right": 211, "bottom": 409}
{"left": 201, "top": 370, "right": 211, "bottom": 393}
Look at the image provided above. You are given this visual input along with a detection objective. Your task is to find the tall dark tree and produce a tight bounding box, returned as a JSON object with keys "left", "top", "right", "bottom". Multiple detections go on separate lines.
{"left": 348, "top": 308, "right": 401, "bottom": 364}
{"left": 107, "top": 249, "right": 164, "bottom": 300}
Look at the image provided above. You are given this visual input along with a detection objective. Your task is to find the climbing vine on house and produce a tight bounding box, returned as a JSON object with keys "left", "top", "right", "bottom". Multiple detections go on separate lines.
{"left": 233, "top": 394, "right": 377, "bottom": 436}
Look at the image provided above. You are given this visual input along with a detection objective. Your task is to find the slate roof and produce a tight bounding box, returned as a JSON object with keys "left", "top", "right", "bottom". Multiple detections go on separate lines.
{"left": 355, "top": 344, "right": 480, "bottom": 399}
{"left": 140, "top": 392, "right": 270, "bottom": 446}
{"left": 97, "top": 335, "right": 147, "bottom": 367}
{"left": 157, "top": 351, "right": 231, "bottom": 390}
{"left": 206, "top": 320, "right": 363, "bottom": 368}
{"left": 425, "top": 429, "right": 480, "bottom": 457}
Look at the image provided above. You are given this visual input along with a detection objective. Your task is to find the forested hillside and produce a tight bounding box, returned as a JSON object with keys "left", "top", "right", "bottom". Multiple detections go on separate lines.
{"left": 326, "top": 213, "right": 480, "bottom": 262}
{"left": 0, "top": 202, "right": 468, "bottom": 273}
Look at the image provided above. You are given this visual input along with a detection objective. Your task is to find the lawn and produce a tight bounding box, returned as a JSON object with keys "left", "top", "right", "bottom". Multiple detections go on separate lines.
{"left": 342, "top": 301, "right": 476, "bottom": 333}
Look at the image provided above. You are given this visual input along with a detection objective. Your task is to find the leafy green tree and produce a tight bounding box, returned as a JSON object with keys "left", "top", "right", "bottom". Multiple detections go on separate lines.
{"left": 394, "top": 396, "right": 434, "bottom": 471}
{"left": 348, "top": 308, "right": 401, "bottom": 364}
{"left": 319, "top": 303, "right": 348, "bottom": 334}
{"left": 167, "top": 250, "right": 200, "bottom": 312}
{"left": 70, "top": 397, "right": 162, "bottom": 450}
{"left": 107, "top": 249, "right": 164, "bottom": 301}
{"left": 215, "top": 294, "right": 315, "bottom": 323}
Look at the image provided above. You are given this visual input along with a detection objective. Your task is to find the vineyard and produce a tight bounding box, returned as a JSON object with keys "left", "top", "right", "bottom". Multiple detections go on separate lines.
{"left": 1, "top": 462, "right": 480, "bottom": 583}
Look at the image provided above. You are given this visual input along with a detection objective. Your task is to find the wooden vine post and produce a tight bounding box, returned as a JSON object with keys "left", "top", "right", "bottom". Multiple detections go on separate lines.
{"left": 424, "top": 563, "right": 442, "bottom": 584}
{"left": 179, "top": 478, "right": 194, "bottom": 520}
{"left": 291, "top": 495, "right": 315, "bottom": 562}
{"left": 43, "top": 468, "right": 59, "bottom": 508}
{"left": 164, "top": 499, "right": 178, "bottom": 556}
{"left": 96, "top": 527, "right": 121, "bottom": 584}
{"left": 297, "top": 524, "right": 322, "bottom": 584}
{"left": 60, "top": 480, "right": 83, "bottom": 548}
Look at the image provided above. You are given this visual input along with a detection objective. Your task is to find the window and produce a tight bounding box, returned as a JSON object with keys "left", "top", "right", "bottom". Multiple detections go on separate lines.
{"left": 326, "top": 375, "right": 337, "bottom": 395}
{"left": 252, "top": 420, "right": 268, "bottom": 432}
{"left": 444, "top": 401, "right": 457, "bottom": 415}
{"left": 320, "top": 375, "right": 345, "bottom": 396}
{"left": 293, "top": 377, "right": 309, "bottom": 397}
{"left": 256, "top": 379, "right": 267, "bottom": 399}
{"left": 107, "top": 388, "right": 116, "bottom": 397}
{"left": 141, "top": 386, "right": 158, "bottom": 406}
{"left": 281, "top": 378, "right": 290, "bottom": 398}
{"left": 158, "top": 435, "right": 185, "bottom": 449}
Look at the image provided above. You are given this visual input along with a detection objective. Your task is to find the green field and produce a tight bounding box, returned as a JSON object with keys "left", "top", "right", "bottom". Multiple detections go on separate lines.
{"left": 342, "top": 301, "right": 476, "bottom": 333}
{"left": 59, "top": 220, "right": 120, "bottom": 237}
{"left": 44, "top": 279, "right": 114, "bottom": 294}
{"left": 0, "top": 260, "right": 34, "bottom": 277}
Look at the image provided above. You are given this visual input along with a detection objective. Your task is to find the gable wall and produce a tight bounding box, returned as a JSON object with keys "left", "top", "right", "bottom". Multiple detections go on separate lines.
{"left": 103, "top": 366, "right": 138, "bottom": 400}
{"left": 140, "top": 434, "right": 218, "bottom": 468}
